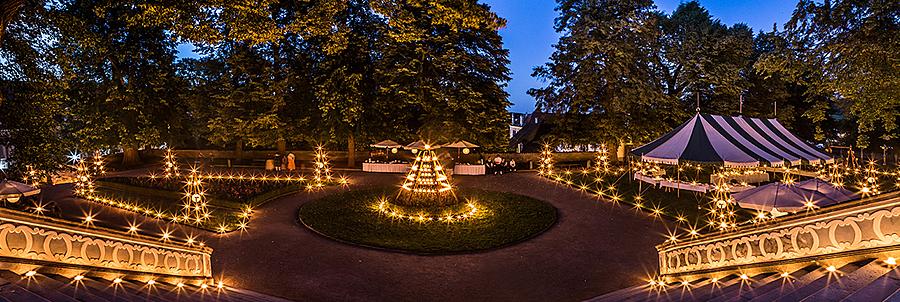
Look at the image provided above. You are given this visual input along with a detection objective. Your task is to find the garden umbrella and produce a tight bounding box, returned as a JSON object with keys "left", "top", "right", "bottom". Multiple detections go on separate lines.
{"left": 369, "top": 140, "right": 403, "bottom": 149}
{"left": 404, "top": 140, "right": 436, "bottom": 151}
{"left": 795, "top": 178, "right": 858, "bottom": 202}
{"left": 443, "top": 140, "right": 480, "bottom": 159}
{"left": 370, "top": 140, "right": 404, "bottom": 161}
{"left": 0, "top": 179, "right": 40, "bottom": 203}
{"left": 443, "top": 140, "right": 479, "bottom": 149}
{"left": 733, "top": 182, "right": 842, "bottom": 212}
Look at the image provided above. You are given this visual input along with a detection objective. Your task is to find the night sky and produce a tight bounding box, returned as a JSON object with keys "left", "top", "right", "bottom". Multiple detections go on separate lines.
{"left": 176, "top": 0, "right": 798, "bottom": 113}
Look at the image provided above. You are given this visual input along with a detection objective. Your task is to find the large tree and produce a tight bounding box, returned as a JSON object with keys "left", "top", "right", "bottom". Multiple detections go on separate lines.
{"left": 530, "top": 0, "right": 677, "bottom": 145}
{"left": 309, "top": 1, "right": 381, "bottom": 165}
{"left": 0, "top": 0, "right": 26, "bottom": 48}
{"left": 373, "top": 0, "right": 512, "bottom": 148}
{"left": 757, "top": 0, "right": 899, "bottom": 148}
{"left": 656, "top": 1, "right": 754, "bottom": 114}
{"left": 182, "top": 43, "right": 288, "bottom": 154}
{"left": 51, "top": 0, "right": 187, "bottom": 165}
{"left": 0, "top": 81, "right": 67, "bottom": 177}
{"left": 3, "top": 0, "right": 516, "bottom": 171}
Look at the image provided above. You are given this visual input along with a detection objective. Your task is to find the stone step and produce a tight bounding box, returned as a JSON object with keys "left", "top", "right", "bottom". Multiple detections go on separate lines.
{"left": 0, "top": 270, "right": 80, "bottom": 302}
{"left": 724, "top": 265, "right": 820, "bottom": 302}
{"left": 0, "top": 269, "right": 292, "bottom": 302}
{"left": 27, "top": 273, "right": 113, "bottom": 302}
{"left": 708, "top": 272, "right": 785, "bottom": 302}
{"left": 840, "top": 268, "right": 900, "bottom": 302}
{"left": 590, "top": 259, "right": 900, "bottom": 302}
{"left": 882, "top": 285, "right": 900, "bottom": 302}
{"left": 802, "top": 259, "right": 893, "bottom": 302}
{"left": 658, "top": 277, "right": 720, "bottom": 302}
{"left": 685, "top": 273, "right": 775, "bottom": 302}
{"left": 0, "top": 274, "right": 52, "bottom": 302}
{"left": 769, "top": 261, "right": 867, "bottom": 302}
{"left": 52, "top": 274, "right": 148, "bottom": 302}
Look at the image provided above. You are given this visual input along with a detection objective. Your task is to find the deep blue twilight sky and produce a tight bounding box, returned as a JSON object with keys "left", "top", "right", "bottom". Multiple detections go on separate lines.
{"left": 176, "top": 0, "right": 798, "bottom": 113}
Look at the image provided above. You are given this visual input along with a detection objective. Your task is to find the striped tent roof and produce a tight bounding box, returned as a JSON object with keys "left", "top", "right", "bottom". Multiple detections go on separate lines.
{"left": 631, "top": 114, "right": 832, "bottom": 167}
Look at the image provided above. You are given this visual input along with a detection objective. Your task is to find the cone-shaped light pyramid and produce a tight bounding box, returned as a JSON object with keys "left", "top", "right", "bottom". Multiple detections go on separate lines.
{"left": 182, "top": 167, "right": 210, "bottom": 223}
{"left": 398, "top": 144, "right": 455, "bottom": 206}
{"left": 74, "top": 159, "right": 94, "bottom": 197}
{"left": 162, "top": 148, "right": 180, "bottom": 178}
{"left": 314, "top": 146, "right": 333, "bottom": 188}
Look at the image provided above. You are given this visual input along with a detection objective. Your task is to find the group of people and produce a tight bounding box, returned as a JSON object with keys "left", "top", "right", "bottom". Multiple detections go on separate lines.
{"left": 486, "top": 156, "right": 516, "bottom": 175}
{"left": 272, "top": 153, "right": 297, "bottom": 171}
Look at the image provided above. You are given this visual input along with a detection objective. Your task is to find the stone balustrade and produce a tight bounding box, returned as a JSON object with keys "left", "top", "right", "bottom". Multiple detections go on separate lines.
{"left": 0, "top": 207, "right": 211, "bottom": 278}
{"left": 657, "top": 191, "right": 900, "bottom": 278}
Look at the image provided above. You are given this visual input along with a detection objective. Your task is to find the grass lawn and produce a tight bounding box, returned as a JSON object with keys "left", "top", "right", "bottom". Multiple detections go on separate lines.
{"left": 93, "top": 177, "right": 307, "bottom": 232}
{"left": 547, "top": 168, "right": 741, "bottom": 228}
{"left": 543, "top": 161, "right": 899, "bottom": 234}
{"left": 298, "top": 187, "right": 557, "bottom": 254}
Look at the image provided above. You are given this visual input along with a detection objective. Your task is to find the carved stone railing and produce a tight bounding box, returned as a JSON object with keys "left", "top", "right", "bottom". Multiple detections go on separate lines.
{"left": 0, "top": 208, "right": 212, "bottom": 278}
{"left": 658, "top": 191, "right": 900, "bottom": 278}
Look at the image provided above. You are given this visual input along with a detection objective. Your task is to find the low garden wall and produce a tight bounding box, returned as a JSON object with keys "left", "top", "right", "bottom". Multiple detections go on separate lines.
{"left": 657, "top": 191, "right": 900, "bottom": 280}
{"left": 0, "top": 207, "right": 212, "bottom": 279}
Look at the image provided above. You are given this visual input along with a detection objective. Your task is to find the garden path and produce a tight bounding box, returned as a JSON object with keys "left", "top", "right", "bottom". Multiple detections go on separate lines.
{"left": 209, "top": 172, "right": 669, "bottom": 302}
{"left": 42, "top": 170, "right": 669, "bottom": 302}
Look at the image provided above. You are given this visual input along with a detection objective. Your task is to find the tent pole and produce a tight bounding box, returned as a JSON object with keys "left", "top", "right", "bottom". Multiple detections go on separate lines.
{"left": 677, "top": 165, "right": 681, "bottom": 197}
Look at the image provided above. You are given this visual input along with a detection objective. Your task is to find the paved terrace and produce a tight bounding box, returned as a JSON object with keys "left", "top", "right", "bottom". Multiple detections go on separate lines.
{"left": 42, "top": 171, "right": 669, "bottom": 302}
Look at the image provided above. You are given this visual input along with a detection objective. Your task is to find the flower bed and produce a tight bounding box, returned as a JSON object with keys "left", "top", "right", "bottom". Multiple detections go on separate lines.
{"left": 101, "top": 177, "right": 298, "bottom": 203}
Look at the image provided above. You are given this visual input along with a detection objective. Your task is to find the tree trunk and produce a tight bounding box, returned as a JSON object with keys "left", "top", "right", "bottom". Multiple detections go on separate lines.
{"left": 347, "top": 133, "right": 356, "bottom": 168}
{"left": 235, "top": 139, "right": 243, "bottom": 159}
{"left": 0, "top": 0, "right": 25, "bottom": 48}
{"left": 277, "top": 138, "right": 286, "bottom": 153}
{"left": 122, "top": 146, "right": 140, "bottom": 166}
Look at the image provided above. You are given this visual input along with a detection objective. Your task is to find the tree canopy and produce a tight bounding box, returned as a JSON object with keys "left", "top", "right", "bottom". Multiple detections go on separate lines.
{"left": 0, "top": 0, "right": 512, "bottom": 173}
{"left": 756, "top": 0, "right": 899, "bottom": 148}
{"left": 531, "top": 0, "right": 897, "bottom": 150}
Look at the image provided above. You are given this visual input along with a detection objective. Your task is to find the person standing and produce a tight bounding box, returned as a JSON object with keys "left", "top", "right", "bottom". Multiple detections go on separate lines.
{"left": 273, "top": 153, "right": 282, "bottom": 171}
{"left": 287, "top": 153, "right": 296, "bottom": 171}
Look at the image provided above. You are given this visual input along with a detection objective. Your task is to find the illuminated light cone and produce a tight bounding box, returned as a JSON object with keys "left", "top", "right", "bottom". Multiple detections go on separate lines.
{"left": 22, "top": 165, "right": 41, "bottom": 187}
{"left": 397, "top": 144, "right": 456, "bottom": 206}
{"left": 162, "top": 148, "right": 180, "bottom": 178}
{"left": 90, "top": 151, "right": 106, "bottom": 176}
{"left": 860, "top": 161, "right": 880, "bottom": 197}
{"left": 74, "top": 159, "right": 95, "bottom": 197}
{"left": 182, "top": 167, "right": 210, "bottom": 223}
{"left": 708, "top": 169, "right": 737, "bottom": 231}
{"left": 538, "top": 144, "right": 554, "bottom": 176}
{"left": 313, "top": 146, "right": 332, "bottom": 188}
{"left": 594, "top": 144, "right": 610, "bottom": 174}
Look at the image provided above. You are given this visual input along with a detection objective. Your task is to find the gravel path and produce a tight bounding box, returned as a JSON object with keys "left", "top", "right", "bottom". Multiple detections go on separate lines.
{"left": 42, "top": 170, "right": 669, "bottom": 302}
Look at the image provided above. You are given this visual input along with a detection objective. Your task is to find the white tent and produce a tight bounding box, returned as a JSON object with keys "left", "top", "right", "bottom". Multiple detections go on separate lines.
{"left": 631, "top": 114, "right": 833, "bottom": 167}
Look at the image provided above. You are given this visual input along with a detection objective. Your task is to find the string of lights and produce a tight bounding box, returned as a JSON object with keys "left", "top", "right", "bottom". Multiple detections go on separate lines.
{"left": 372, "top": 198, "right": 480, "bottom": 223}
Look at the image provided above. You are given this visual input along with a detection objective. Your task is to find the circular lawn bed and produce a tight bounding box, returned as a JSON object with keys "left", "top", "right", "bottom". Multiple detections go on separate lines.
{"left": 298, "top": 187, "right": 557, "bottom": 254}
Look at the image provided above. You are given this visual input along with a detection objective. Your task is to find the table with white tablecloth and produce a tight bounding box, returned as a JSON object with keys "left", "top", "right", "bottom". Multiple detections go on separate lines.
{"left": 362, "top": 162, "right": 408, "bottom": 173}
{"left": 454, "top": 164, "right": 486, "bottom": 175}
{"left": 635, "top": 172, "right": 756, "bottom": 193}
{"left": 710, "top": 172, "right": 770, "bottom": 184}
